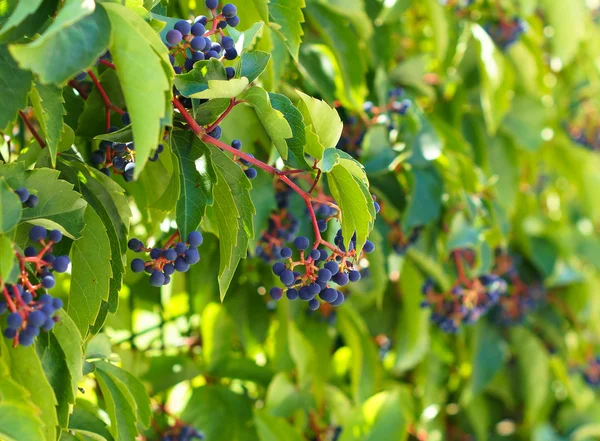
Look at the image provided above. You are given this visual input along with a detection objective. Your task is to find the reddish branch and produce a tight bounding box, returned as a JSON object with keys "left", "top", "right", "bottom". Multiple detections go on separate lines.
{"left": 68, "top": 80, "right": 89, "bottom": 99}
{"left": 18, "top": 111, "right": 46, "bottom": 149}
{"left": 87, "top": 70, "right": 125, "bottom": 132}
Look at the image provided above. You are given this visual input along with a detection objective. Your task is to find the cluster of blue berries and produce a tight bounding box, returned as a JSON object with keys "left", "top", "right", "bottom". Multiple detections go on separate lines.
{"left": 129, "top": 231, "right": 203, "bottom": 287}
{"left": 166, "top": 2, "right": 239, "bottom": 76}
{"left": 13, "top": 187, "right": 39, "bottom": 208}
{"left": 269, "top": 227, "right": 375, "bottom": 311}
{"left": 228, "top": 139, "right": 257, "bottom": 179}
{"left": 484, "top": 18, "right": 526, "bottom": 50}
{"left": 255, "top": 210, "right": 299, "bottom": 262}
{"left": 160, "top": 425, "right": 205, "bottom": 441}
{"left": 421, "top": 275, "right": 507, "bottom": 333}
{"left": 0, "top": 226, "right": 69, "bottom": 346}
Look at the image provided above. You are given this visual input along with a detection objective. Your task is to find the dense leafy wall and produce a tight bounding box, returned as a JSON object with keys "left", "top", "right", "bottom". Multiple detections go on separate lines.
{"left": 1, "top": 0, "right": 600, "bottom": 440}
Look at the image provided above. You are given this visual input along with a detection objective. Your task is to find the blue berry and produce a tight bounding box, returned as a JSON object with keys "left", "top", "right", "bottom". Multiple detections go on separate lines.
{"left": 224, "top": 48, "right": 238, "bottom": 60}
{"left": 184, "top": 248, "right": 200, "bottom": 264}
{"left": 18, "top": 333, "right": 34, "bottom": 346}
{"left": 222, "top": 4, "right": 237, "bottom": 17}
{"left": 6, "top": 312, "right": 22, "bottom": 329}
{"left": 131, "top": 259, "right": 145, "bottom": 273}
{"left": 206, "top": 0, "right": 218, "bottom": 9}
{"left": 149, "top": 271, "right": 166, "bottom": 287}
{"left": 245, "top": 168, "right": 257, "bottom": 179}
{"left": 41, "top": 274, "right": 55, "bottom": 289}
{"left": 191, "top": 22, "right": 206, "bottom": 37}
{"left": 280, "top": 270, "right": 295, "bottom": 286}
{"left": 331, "top": 292, "right": 345, "bottom": 306}
{"left": 0, "top": 302, "right": 6, "bottom": 314}
{"left": 211, "top": 42, "right": 222, "bottom": 54}
{"left": 166, "top": 29, "right": 183, "bottom": 46}
{"left": 195, "top": 15, "right": 208, "bottom": 25}
{"left": 320, "top": 288, "right": 338, "bottom": 303}
{"left": 308, "top": 298, "right": 320, "bottom": 310}
{"left": 174, "top": 20, "right": 191, "bottom": 35}
{"left": 174, "top": 257, "right": 190, "bottom": 272}
{"left": 221, "top": 36, "right": 234, "bottom": 50}
{"left": 299, "top": 286, "right": 313, "bottom": 301}
{"left": 29, "top": 226, "right": 47, "bottom": 242}
{"left": 226, "top": 16, "right": 240, "bottom": 27}
{"left": 348, "top": 270, "right": 361, "bottom": 282}
{"left": 128, "top": 238, "right": 144, "bottom": 252}
{"left": 334, "top": 272, "right": 349, "bottom": 286}
{"left": 374, "top": 202, "right": 380, "bottom": 214}
{"left": 294, "top": 236, "right": 310, "bottom": 250}
{"left": 192, "top": 51, "right": 205, "bottom": 62}
{"left": 150, "top": 248, "right": 162, "bottom": 260}
{"left": 53, "top": 298, "right": 63, "bottom": 310}
{"left": 205, "top": 50, "right": 219, "bottom": 59}
{"left": 188, "top": 231, "right": 203, "bottom": 247}
{"left": 52, "top": 256, "right": 70, "bottom": 273}
{"left": 232, "top": 140, "right": 242, "bottom": 150}
{"left": 324, "top": 261, "right": 339, "bottom": 275}
{"left": 185, "top": 58, "right": 195, "bottom": 72}
{"left": 28, "top": 310, "right": 46, "bottom": 328}
{"left": 49, "top": 229, "right": 62, "bottom": 243}
{"left": 226, "top": 67, "right": 235, "bottom": 80}
{"left": 286, "top": 288, "right": 299, "bottom": 300}
{"left": 272, "top": 262, "right": 285, "bottom": 276}
{"left": 270, "top": 287, "right": 283, "bottom": 300}
{"left": 363, "top": 241, "right": 375, "bottom": 253}
{"left": 209, "top": 126, "right": 222, "bottom": 139}
{"left": 164, "top": 249, "right": 178, "bottom": 261}
{"left": 15, "top": 188, "right": 29, "bottom": 203}
{"left": 24, "top": 246, "right": 37, "bottom": 257}
{"left": 318, "top": 219, "right": 328, "bottom": 232}
{"left": 121, "top": 112, "right": 131, "bottom": 125}
{"left": 25, "top": 195, "right": 38, "bottom": 208}
{"left": 163, "top": 263, "right": 175, "bottom": 276}
{"left": 42, "top": 318, "right": 55, "bottom": 332}
{"left": 318, "top": 269, "right": 332, "bottom": 282}
{"left": 4, "top": 328, "right": 17, "bottom": 339}
{"left": 280, "top": 247, "right": 292, "bottom": 259}
{"left": 21, "top": 291, "right": 33, "bottom": 304}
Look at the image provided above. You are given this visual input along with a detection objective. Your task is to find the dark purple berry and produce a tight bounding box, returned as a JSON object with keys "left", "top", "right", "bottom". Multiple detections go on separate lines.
{"left": 29, "top": 226, "right": 47, "bottom": 242}
{"left": 174, "top": 20, "right": 191, "bottom": 35}
{"left": 166, "top": 29, "right": 183, "bottom": 46}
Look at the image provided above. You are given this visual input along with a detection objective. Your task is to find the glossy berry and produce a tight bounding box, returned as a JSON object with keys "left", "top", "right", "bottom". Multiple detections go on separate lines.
{"left": 150, "top": 248, "right": 162, "bottom": 260}
{"left": 270, "top": 287, "right": 283, "bottom": 300}
{"left": 195, "top": 15, "right": 208, "bottom": 25}
{"left": 191, "top": 36, "right": 207, "bottom": 52}
{"left": 184, "top": 248, "right": 200, "bottom": 264}
{"left": 226, "top": 16, "right": 240, "bottom": 27}
{"left": 348, "top": 270, "right": 361, "bottom": 282}
{"left": 280, "top": 247, "right": 293, "bottom": 259}
{"left": 317, "top": 269, "right": 332, "bottom": 282}
{"left": 164, "top": 249, "right": 178, "bottom": 261}
{"left": 226, "top": 66, "right": 235, "bottom": 80}
{"left": 222, "top": 4, "right": 237, "bottom": 17}
{"left": 175, "top": 242, "right": 187, "bottom": 255}
{"left": 128, "top": 238, "right": 144, "bottom": 252}
{"left": 29, "top": 226, "right": 47, "bottom": 242}
{"left": 232, "top": 140, "right": 242, "bottom": 150}
{"left": 149, "top": 271, "right": 166, "bottom": 287}
{"left": 308, "top": 298, "right": 320, "bottom": 311}
{"left": 131, "top": 259, "right": 145, "bottom": 273}
{"left": 205, "top": 0, "right": 218, "bottom": 9}
{"left": 188, "top": 231, "right": 203, "bottom": 247}
{"left": 294, "top": 236, "right": 310, "bottom": 250}
{"left": 280, "top": 270, "right": 295, "bottom": 286}
{"left": 272, "top": 262, "right": 285, "bottom": 276}
{"left": 53, "top": 298, "right": 63, "bottom": 310}
{"left": 174, "top": 20, "right": 191, "bottom": 35}
{"left": 41, "top": 275, "right": 55, "bottom": 289}
{"left": 286, "top": 288, "right": 299, "bottom": 300}
{"left": 6, "top": 312, "right": 22, "bottom": 329}
{"left": 24, "top": 246, "right": 37, "bottom": 257}
{"left": 25, "top": 195, "right": 38, "bottom": 208}
{"left": 224, "top": 48, "right": 238, "bottom": 60}
{"left": 320, "top": 288, "right": 338, "bottom": 303}
{"left": 49, "top": 229, "right": 62, "bottom": 243}
{"left": 166, "top": 29, "right": 183, "bottom": 46}
{"left": 221, "top": 36, "right": 234, "bottom": 50}
{"left": 28, "top": 310, "right": 46, "bottom": 328}
{"left": 245, "top": 168, "right": 257, "bottom": 179}
{"left": 15, "top": 188, "right": 29, "bottom": 203}
{"left": 121, "top": 112, "right": 131, "bottom": 125}
{"left": 191, "top": 22, "right": 206, "bottom": 37}
{"left": 53, "top": 256, "right": 70, "bottom": 273}
{"left": 331, "top": 292, "right": 345, "bottom": 306}
{"left": 174, "top": 257, "right": 190, "bottom": 272}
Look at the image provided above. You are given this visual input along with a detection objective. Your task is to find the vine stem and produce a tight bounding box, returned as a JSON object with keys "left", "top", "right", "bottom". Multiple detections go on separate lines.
{"left": 18, "top": 111, "right": 46, "bottom": 149}
{"left": 452, "top": 250, "right": 472, "bottom": 288}
{"left": 87, "top": 70, "right": 125, "bottom": 132}
{"left": 172, "top": 97, "right": 326, "bottom": 248}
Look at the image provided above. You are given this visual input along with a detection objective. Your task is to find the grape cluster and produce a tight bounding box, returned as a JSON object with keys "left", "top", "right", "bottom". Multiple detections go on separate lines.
{"left": 582, "top": 357, "right": 600, "bottom": 388}
{"left": 388, "top": 223, "right": 422, "bottom": 255}
{"left": 160, "top": 425, "right": 205, "bottom": 441}
{"left": 228, "top": 139, "right": 257, "bottom": 179}
{"left": 0, "top": 226, "right": 69, "bottom": 346}
{"left": 165, "top": 1, "right": 239, "bottom": 75}
{"left": 336, "top": 89, "right": 412, "bottom": 158}
{"left": 129, "top": 231, "right": 203, "bottom": 287}
{"left": 421, "top": 275, "right": 507, "bottom": 333}
{"left": 268, "top": 227, "right": 375, "bottom": 311}
{"left": 484, "top": 18, "right": 526, "bottom": 50}
{"left": 255, "top": 210, "right": 299, "bottom": 262}
{"left": 13, "top": 187, "right": 39, "bottom": 208}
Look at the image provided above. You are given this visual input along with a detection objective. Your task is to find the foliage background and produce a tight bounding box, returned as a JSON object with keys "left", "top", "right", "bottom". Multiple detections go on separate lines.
{"left": 1, "top": 0, "right": 600, "bottom": 440}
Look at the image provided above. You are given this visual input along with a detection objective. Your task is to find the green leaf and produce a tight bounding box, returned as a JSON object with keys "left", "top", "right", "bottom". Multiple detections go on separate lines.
{"left": 471, "top": 24, "right": 515, "bottom": 135}
{"left": 182, "top": 385, "right": 255, "bottom": 441}
{"left": 174, "top": 59, "right": 249, "bottom": 99}
{"left": 1, "top": 339, "right": 59, "bottom": 441}
{"left": 67, "top": 206, "right": 112, "bottom": 336}
{"left": 52, "top": 310, "right": 83, "bottom": 402}
{"left": 94, "top": 368, "right": 139, "bottom": 441}
{"left": 240, "top": 50, "right": 271, "bottom": 83}
{"left": 304, "top": 3, "right": 366, "bottom": 110}
{"left": 228, "top": 21, "right": 264, "bottom": 53}
{"left": 95, "top": 361, "right": 151, "bottom": 429}
{"left": 255, "top": 410, "right": 304, "bottom": 441}
{"left": 403, "top": 168, "right": 443, "bottom": 230}
{"left": 0, "top": 0, "right": 54, "bottom": 43}
{"left": 0, "top": 164, "right": 87, "bottom": 238}
{"left": 36, "top": 332, "right": 73, "bottom": 428}
{"left": 327, "top": 158, "right": 375, "bottom": 251}
{"left": 239, "top": 87, "right": 292, "bottom": 160}
{"left": 0, "top": 235, "right": 15, "bottom": 281}
{"left": 171, "top": 131, "right": 216, "bottom": 238}
{"left": 101, "top": 3, "right": 173, "bottom": 178}
{"left": 268, "top": 0, "right": 305, "bottom": 60}
{"left": 511, "top": 327, "right": 551, "bottom": 426}
{"left": 8, "top": 5, "right": 110, "bottom": 85}
{"left": 77, "top": 69, "right": 125, "bottom": 138}
{"left": 193, "top": 98, "right": 231, "bottom": 125}
{"left": 201, "top": 303, "right": 234, "bottom": 371}
{"left": 205, "top": 146, "right": 255, "bottom": 300}
{"left": 0, "top": 403, "right": 47, "bottom": 441}
{"left": 29, "top": 83, "right": 65, "bottom": 165}
{"left": 268, "top": 92, "right": 311, "bottom": 170}
{"left": 0, "top": 45, "right": 33, "bottom": 130}
{"left": 0, "top": 177, "right": 21, "bottom": 233}
{"left": 296, "top": 90, "right": 342, "bottom": 158}
{"left": 337, "top": 305, "right": 380, "bottom": 403}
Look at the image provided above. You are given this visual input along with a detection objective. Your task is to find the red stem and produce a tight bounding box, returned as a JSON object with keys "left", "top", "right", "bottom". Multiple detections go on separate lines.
{"left": 87, "top": 70, "right": 125, "bottom": 132}
{"left": 68, "top": 80, "right": 89, "bottom": 99}
{"left": 18, "top": 111, "right": 46, "bottom": 149}
{"left": 205, "top": 98, "right": 240, "bottom": 133}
